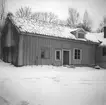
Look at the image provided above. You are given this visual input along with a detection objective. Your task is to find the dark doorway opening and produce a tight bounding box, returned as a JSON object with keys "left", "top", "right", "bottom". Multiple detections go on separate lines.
{"left": 63, "top": 50, "right": 69, "bottom": 65}
{"left": 2, "top": 46, "right": 15, "bottom": 64}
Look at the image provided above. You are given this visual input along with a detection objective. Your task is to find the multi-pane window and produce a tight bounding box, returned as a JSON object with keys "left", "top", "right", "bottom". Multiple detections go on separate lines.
{"left": 103, "top": 47, "right": 106, "bottom": 56}
{"left": 78, "top": 33, "right": 85, "bottom": 38}
{"left": 41, "top": 47, "right": 50, "bottom": 59}
{"left": 55, "top": 50, "right": 61, "bottom": 60}
{"left": 74, "top": 49, "right": 81, "bottom": 60}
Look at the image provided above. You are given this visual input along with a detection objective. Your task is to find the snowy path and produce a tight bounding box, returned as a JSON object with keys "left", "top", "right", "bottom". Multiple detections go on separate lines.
{"left": 0, "top": 61, "right": 106, "bottom": 105}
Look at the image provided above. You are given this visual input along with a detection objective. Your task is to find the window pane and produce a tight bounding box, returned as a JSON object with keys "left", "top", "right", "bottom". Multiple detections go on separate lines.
{"left": 75, "top": 49, "right": 77, "bottom": 58}
{"left": 78, "top": 55, "right": 80, "bottom": 59}
{"left": 41, "top": 47, "right": 50, "bottom": 59}
{"left": 78, "top": 50, "right": 80, "bottom": 54}
{"left": 41, "top": 49, "right": 45, "bottom": 58}
{"left": 56, "top": 51, "right": 60, "bottom": 60}
{"left": 74, "top": 49, "right": 81, "bottom": 60}
{"left": 75, "top": 55, "right": 77, "bottom": 59}
{"left": 78, "top": 33, "right": 85, "bottom": 38}
{"left": 75, "top": 49, "right": 77, "bottom": 53}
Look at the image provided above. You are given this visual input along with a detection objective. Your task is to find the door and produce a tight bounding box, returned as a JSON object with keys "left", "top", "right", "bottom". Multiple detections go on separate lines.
{"left": 63, "top": 51, "right": 69, "bottom": 65}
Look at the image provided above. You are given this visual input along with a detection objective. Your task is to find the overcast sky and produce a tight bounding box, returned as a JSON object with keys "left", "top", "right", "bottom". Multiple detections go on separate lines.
{"left": 6, "top": 0, "right": 106, "bottom": 30}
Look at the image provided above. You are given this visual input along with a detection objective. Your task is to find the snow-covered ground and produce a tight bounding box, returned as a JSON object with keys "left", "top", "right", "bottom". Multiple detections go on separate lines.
{"left": 0, "top": 60, "right": 106, "bottom": 105}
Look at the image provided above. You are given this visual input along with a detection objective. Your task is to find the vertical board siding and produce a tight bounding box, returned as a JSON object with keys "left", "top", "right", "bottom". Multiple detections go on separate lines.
{"left": 30, "top": 36, "right": 33, "bottom": 65}
{"left": 37, "top": 37, "right": 52, "bottom": 65}
{"left": 29, "top": 36, "right": 33, "bottom": 65}
{"left": 18, "top": 35, "right": 24, "bottom": 66}
{"left": 27, "top": 36, "right": 30, "bottom": 65}
{"left": 28, "top": 36, "right": 31, "bottom": 65}
{"left": 23, "top": 35, "right": 26, "bottom": 65}
{"left": 21, "top": 34, "right": 96, "bottom": 66}
{"left": 23, "top": 35, "right": 38, "bottom": 65}
{"left": 96, "top": 47, "right": 106, "bottom": 62}
{"left": 96, "top": 46, "right": 106, "bottom": 68}
{"left": 26, "top": 36, "right": 28, "bottom": 64}
{"left": 32, "top": 37, "right": 37, "bottom": 64}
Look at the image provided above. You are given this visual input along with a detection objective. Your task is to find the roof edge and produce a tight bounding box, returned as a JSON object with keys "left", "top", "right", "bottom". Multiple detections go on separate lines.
{"left": 20, "top": 31, "right": 99, "bottom": 45}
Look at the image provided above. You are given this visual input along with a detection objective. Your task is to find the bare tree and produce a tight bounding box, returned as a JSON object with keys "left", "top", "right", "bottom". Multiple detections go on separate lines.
{"left": 31, "top": 12, "right": 48, "bottom": 22}
{"left": 47, "top": 12, "right": 58, "bottom": 23}
{"left": 0, "top": 0, "right": 6, "bottom": 30}
{"left": 82, "top": 10, "right": 92, "bottom": 32}
{"left": 96, "top": 16, "right": 106, "bottom": 33}
{"left": 31, "top": 12, "right": 58, "bottom": 23}
{"left": 0, "top": 0, "right": 5, "bottom": 20}
{"left": 15, "top": 7, "right": 32, "bottom": 18}
{"left": 67, "top": 8, "right": 80, "bottom": 28}
{"left": 54, "top": 19, "right": 67, "bottom": 26}
{"left": 97, "top": 21, "right": 104, "bottom": 33}
{"left": 15, "top": 7, "right": 65, "bottom": 26}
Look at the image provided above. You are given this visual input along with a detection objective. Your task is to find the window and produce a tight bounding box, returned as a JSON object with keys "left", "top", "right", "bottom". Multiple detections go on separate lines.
{"left": 78, "top": 33, "right": 85, "bottom": 38}
{"left": 41, "top": 49, "right": 45, "bottom": 58}
{"left": 103, "top": 47, "right": 106, "bottom": 56}
{"left": 55, "top": 50, "right": 61, "bottom": 61}
{"left": 74, "top": 49, "right": 82, "bottom": 60}
{"left": 41, "top": 47, "right": 50, "bottom": 59}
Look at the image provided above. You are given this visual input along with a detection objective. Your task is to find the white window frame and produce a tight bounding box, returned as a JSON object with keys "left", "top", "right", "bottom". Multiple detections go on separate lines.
{"left": 76, "top": 29, "right": 85, "bottom": 39}
{"left": 41, "top": 47, "right": 50, "bottom": 59}
{"left": 62, "top": 49, "right": 71, "bottom": 65}
{"left": 55, "top": 50, "right": 61, "bottom": 61}
{"left": 73, "top": 48, "right": 82, "bottom": 60}
{"left": 77, "top": 32, "right": 85, "bottom": 39}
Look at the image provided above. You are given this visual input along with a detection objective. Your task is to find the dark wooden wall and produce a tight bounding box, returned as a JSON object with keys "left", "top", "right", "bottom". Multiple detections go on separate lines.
{"left": 18, "top": 33, "right": 96, "bottom": 66}
{"left": 1, "top": 18, "right": 19, "bottom": 66}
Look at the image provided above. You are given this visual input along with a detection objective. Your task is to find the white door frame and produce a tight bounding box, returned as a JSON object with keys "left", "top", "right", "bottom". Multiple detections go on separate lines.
{"left": 62, "top": 49, "right": 71, "bottom": 65}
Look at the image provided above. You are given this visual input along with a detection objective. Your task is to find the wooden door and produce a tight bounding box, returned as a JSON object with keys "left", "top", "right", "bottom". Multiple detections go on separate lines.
{"left": 63, "top": 51, "right": 69, "bottom": 65}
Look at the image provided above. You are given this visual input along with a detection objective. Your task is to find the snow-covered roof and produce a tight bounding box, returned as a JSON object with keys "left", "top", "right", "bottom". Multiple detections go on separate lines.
{"left": 85, "top": 32, "right": 106, "bottom": 46}
{"left": 11, "top": 17, "right": 77, "bottom": 40}
{"left": 8, "top": 16, "right": 106, "bottom": 45}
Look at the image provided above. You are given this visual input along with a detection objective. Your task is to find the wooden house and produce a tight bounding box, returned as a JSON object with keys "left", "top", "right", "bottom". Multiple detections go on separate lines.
{"left": 95, "top": 27, "right": 106, "bottom": 68}
{"left": 1, "top": 15, "right": 105, "bottom": 68}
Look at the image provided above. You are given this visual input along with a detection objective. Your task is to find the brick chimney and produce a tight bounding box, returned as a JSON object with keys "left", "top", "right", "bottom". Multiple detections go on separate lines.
{"left": 104, "top": 17, "right": 106, "bottom": 38}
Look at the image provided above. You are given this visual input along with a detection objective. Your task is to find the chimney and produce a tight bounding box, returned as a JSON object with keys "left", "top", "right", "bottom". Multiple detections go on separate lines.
{"left": 104, "top": 17, "right": 106, "bottom": 38}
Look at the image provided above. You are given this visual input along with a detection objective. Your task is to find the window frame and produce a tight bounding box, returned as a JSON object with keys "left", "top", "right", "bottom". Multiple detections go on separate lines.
{"left": 77, "top": 32, "right": 85, "bottom": 39}
{"left": 41, "top": 49, "right": 45, "bottom": 59}
{"left": 55, "top": 50, "right": 61, "bottom": 61}
{"left": 73, "top": 48, "right": 82, "bottom": 60}
{"left": 41, "top": 47, "right": 50, "bottom": 59}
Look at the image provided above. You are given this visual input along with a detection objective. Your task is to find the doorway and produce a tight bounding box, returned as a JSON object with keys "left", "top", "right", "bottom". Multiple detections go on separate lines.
{"left": 63, "top": 50, "right": 71, "bottom": 65}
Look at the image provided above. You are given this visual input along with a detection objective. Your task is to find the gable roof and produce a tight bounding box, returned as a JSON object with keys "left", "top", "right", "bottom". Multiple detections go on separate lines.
{"left": 70, "top": 28, "right": 86, "bottom": 35}
{"left": 10, "top": 16, "right": 78, "bottom": 39}
{"left": 5, "top": 15, "right": 105, "bottom": 45}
